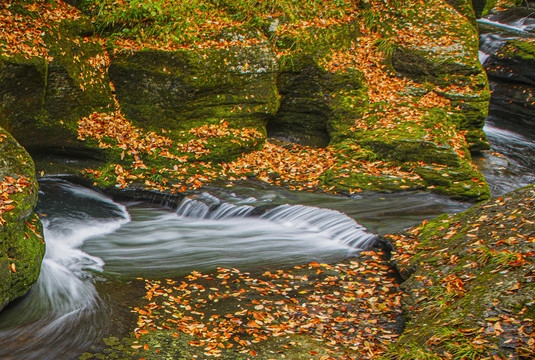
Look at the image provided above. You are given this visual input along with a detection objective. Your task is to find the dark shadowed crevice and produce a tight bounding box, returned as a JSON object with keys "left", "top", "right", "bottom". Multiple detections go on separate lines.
{"left": 266, "top": 64, "right": 332, "bottom": 148}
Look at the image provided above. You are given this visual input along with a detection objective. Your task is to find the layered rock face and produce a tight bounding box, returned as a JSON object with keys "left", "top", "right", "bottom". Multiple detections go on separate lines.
{"left": 0, "top": 0, "right": 492, "bottom": 199}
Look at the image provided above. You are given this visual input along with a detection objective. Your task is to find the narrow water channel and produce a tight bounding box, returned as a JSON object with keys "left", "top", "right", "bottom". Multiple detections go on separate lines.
{"left": 476, "top": 8, "right": 535, "bottom": 195}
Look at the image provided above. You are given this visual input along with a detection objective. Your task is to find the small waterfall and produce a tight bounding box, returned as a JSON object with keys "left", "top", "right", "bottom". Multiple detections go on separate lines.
{"left": 176, "top": 198, "right": 211, "bottom": 218}
{"left": 477, "top": 9, "right": 535, "bottom": 65}
{"left": 262, "top": 204, "right": 378, "bottom": 250}
{"left": 209, "top": 202, "right": 254, "bottom": 219}
{"left": 175, "top": 197, "right": 254, "bottom": 219}
{"left": 479, "top": 33, "right": 519, "bottom": 64}
{"left": 174, "top": 196, "right": 377, "bottom": 250}
{"left": 478, "top": 17, "right": 534, "bottom": 33}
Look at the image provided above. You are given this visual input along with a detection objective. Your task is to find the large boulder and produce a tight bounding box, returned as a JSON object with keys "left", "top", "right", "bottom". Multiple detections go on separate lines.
{"left": 109, "top": 43, "right": 280, "bottom": 137}
{"left": 0, "top": 126, "right": 45, "bottom": 312}
{"left": 0, "top": 13, "right": 113, "bottom": 158}
{"left": 386, "top": 185, "right": 535, "bottom": 358}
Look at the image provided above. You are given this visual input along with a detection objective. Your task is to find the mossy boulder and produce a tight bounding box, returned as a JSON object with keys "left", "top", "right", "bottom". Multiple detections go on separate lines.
{"left": 386, "top": 185, "right": 535, "bottom": 359}
{"left": 0, "top": 14, "right": 113, "bottom": 158}
{"left": 0, "top": 126, "right": 45, "bottom": 312}
{"left": 392, "top": 42, "right": 491, "bottom": 152}
{"left": 108, "top": 41, "right": 280, "bottom": 138}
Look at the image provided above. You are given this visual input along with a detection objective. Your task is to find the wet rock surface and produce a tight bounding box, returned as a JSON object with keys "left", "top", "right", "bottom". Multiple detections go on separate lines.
{"left": 480, "top": 7, "right": 535, "bottom": 130}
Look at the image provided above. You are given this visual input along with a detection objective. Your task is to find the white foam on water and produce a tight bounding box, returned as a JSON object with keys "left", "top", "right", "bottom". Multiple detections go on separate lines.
{"left": 262, "top": 204, "right": 378, "bottom": 250}
{"left": 478, "top": 17, "right": 533, "bottom": 33}
{"left": 0, "top": 181, "right": 131, "bottom": 360}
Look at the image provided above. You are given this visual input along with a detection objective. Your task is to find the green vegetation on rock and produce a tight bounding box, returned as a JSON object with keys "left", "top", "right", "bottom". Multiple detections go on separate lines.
{"left": 386, "top": 185, "right": 535, "bottom": 359}
{"left": 0, "top": 127, "right": 45, "bottom": 312}
{"left": 0, "top": 0, "right": 493, "bottom": 200}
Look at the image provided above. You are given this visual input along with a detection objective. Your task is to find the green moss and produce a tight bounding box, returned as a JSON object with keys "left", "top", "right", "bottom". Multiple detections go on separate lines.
{"left": 81, "top": 331, "right": 334, "bottom": 360}
{"left": 0, "top": 127, "right": 45, "bottom": 311}
{"left": 0, "top": 12, "right": 114, "bottom": 151}
{"left": 110, "top": 46, "right": 278, "bottom": 128}
{"left": 471, "top": 0, "right": 496, "bottom": 18}
{"left": 500, "top": 39, "right": 535, "bottom": 61}
{"left": 322, "top": 169, "right": 426, "bottom": 194}
{"left": 388, "top": 186, "right": 535, "bottom": 358}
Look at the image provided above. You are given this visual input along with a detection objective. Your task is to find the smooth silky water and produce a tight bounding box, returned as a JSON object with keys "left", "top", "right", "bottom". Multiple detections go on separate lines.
{"left": 0, "top": 177, "right": 473, "bottom": 359}
{"left": 2, "top": 116, "right": 534, "bottom": 359}
{"left": 2, "top": 123, "right": 534, "bottom": 359}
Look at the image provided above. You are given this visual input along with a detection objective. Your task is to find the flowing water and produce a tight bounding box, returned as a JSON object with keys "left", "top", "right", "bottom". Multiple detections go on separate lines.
{"left": 476, "top": 8, "right": 535, "bottom": 195}
{"left": 0, "top": 178, "right": 471, "bottom": 359}
{"left": 1, "top": 10, "right": 535, "bottom": 359}
{"left": 0, "top": 181, "right": 127, "bottom": 359}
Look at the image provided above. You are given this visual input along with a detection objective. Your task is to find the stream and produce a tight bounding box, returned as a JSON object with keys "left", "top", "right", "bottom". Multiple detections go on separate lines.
{"left": 476, "top": 7, "right": 535, "bottom": 196}
{"left": 0, "top": 10, "right": 535, "bottom": 360}
{"left": 0, "top": 179, "right": 472, "bottom": 359}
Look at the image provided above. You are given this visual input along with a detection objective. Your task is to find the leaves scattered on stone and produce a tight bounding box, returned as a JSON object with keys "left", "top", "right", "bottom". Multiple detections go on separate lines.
{"left": 386, "top": 185, "right": 535, "bottom": 359}
{"left": 0, "top": 175, "right": 33, "bottom": 226}
{"left": 0, "top": 1, "right": 80, "bottom": 60}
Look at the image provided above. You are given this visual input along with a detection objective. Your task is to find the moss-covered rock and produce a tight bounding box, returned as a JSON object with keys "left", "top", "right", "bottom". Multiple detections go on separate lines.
{"left": 0, "top": 12, "right": 114, "bottom": 158}
{"left": 0, "top": 0, "right": 492, "bottom": 200}
{"left": 0, "top": 126, "right": 45, "bottom": 312}
{"left": 386, "top": 185, "right": 535, "bottom": 359}
{"left": 267, "top": 24, "right": 364, "bottom": 147}
{"left": 392, "top": 38, "right": 491, "bottom": 152}
{"left": 108, "top": 41, "right": 279, "bottom": 137}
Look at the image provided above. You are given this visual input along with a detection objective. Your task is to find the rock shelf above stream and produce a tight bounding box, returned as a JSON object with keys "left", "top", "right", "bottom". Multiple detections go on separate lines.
{"left": 1, "top": 0, "right": 491, "bottom": 201}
